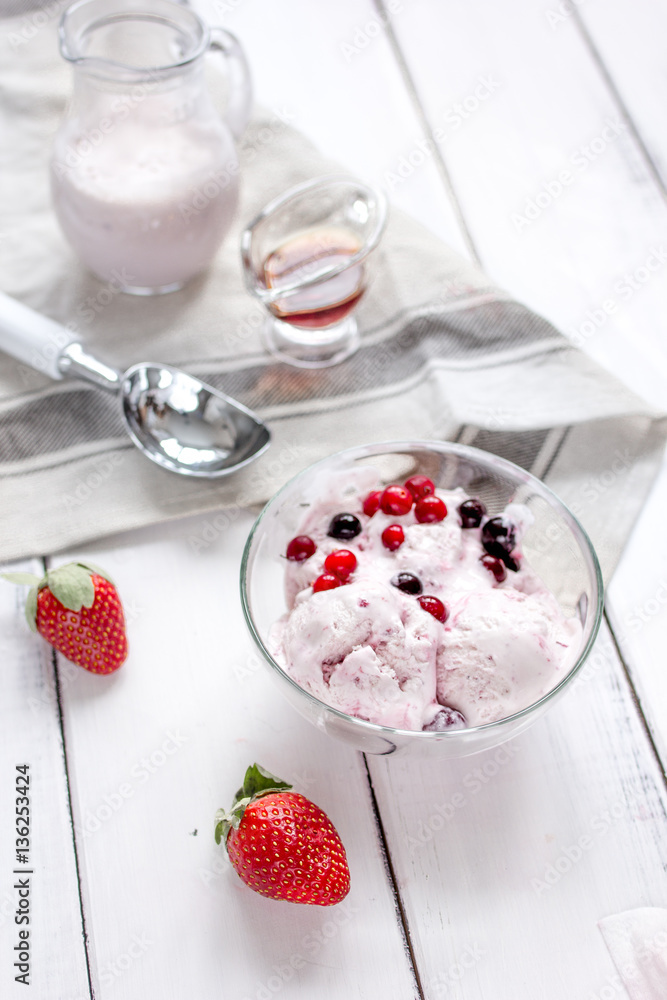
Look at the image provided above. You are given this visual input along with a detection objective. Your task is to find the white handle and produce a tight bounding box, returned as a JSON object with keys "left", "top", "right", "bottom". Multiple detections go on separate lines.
{"left": 0, "top": 291, "right": 75, "bottom": 381}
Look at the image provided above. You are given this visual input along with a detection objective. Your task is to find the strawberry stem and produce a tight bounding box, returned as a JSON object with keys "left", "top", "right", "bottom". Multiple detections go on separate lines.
{"left": 214, "top": 763, "right": 293, "bottom": 847}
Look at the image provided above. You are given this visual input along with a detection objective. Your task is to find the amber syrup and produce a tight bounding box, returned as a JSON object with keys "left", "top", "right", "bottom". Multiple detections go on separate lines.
{"left": 263, "top": 227, "right": 365, "bottom": 329}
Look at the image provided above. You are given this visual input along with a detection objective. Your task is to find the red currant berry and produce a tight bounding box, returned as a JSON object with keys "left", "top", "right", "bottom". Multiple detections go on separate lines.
{"left": 286, "top": 535, "right": 316, "bottom": 561}
{"left": 312, "top": 573, "right": 341, "bottom": 593}
{"left": 324, "top": 549, "right": 357, "bottom": 580}
{"left": 480, "top": 553, "right": 507, "bottom": 583}
{"left": 380, "top": 485, "right": 413, "bottom": 516}
{"left": 405, "top": 475, "right": 435, "bottom": 501}
{"left": 417, "top": 595, "right": 448, "bottom": 623}
{"left": 363, "top": 490, "right": 382, "bottom": 517}
{"left": 414, "top": 495, "right": 447, "bottom": 523}
{"left": 381, "top": 524, "right": 405, "bottom": 551}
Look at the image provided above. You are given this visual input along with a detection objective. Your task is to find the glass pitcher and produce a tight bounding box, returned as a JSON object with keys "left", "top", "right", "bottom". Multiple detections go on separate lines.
{"left": 50, "top": 0, "right": 252, "bottom": 294}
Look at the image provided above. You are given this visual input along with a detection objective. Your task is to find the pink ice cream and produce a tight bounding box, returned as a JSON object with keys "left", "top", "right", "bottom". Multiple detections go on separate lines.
{"left": 269, "top": 468, "right": 583, "bottom": 730}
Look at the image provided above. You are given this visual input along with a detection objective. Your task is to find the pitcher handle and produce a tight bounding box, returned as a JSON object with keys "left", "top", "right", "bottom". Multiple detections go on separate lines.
{"left": 208, "top": 27, "right": 253, "bottom": 140}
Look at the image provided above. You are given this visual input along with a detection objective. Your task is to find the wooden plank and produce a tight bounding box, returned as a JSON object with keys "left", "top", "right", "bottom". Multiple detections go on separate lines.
{"left": 571, "top": 4, "right": 667, "bottom": 743}
{"left": 574, "top": 0, "right": 667, "bottom": 192}
{"left": 0, "top": 559, "right": 91, "bottom": 1000}
{"left": 55, "top": 513, "right": 419, "bottom": 999}
{"left": 380, "top": 0, "right": 667, "bottom": 410}
{"left": 367, "top": 622, "right": 667, "bottom": 999}
{"left": 606, "top": 458, "right": 667, "bottom": 771}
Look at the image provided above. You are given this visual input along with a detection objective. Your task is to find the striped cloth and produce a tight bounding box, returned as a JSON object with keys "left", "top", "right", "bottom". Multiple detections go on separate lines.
{"left": 0, "top": 8, "right": 664, "bottom": 573}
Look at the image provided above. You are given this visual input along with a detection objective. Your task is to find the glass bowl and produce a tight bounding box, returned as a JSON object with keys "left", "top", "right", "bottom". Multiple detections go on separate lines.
{"left": 240, "top": 441, "right": 603, "bottom": 758}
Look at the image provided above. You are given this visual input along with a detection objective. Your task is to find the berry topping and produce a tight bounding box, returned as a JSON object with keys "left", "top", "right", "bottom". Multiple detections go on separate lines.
{"left": 458, "top": 498, "right": 487, "bottom": 529}
{"left": 362, "top": 490, "right": 382, "bottom": 517}
{"left": 417, "top": 595, "right": 448, "bottom": 622}
{"left": 481, "top": 517, "right": 518, "bottom": 570}
{"left": 286, "top": 535, "right": 317, "bottom": 562}
{"left": 414, "top": 495, "right": 447, "bottom": 523}
{"left": 422, "top": 707, "right": 467, "bottom": 731}
{"left": 324, "top": 549, "right": 357, "bottom": 580}
{"left": 391, "top": 572, "right": 423, "bottom": 595}
{"left": 327, "top": 512, "right": 362, "bottom": 540}
{"left": 380, "top": 485, "right": 413, "bottom": 516}
{"left": 313, "top": 574, "right": 341, "bottom": 593}
{"left": 381, "top": 524, "right": 405, "bottom": 551}
{"left": 480, "top": 553, "right": 507, "bottom": 583}
{"left": 405, "top": 475, "right": 435, "bottom": 501}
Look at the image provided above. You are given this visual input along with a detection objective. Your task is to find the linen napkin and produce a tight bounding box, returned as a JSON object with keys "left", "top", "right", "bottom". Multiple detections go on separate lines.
{"left": 599, "top": 909, "right": 667, "bottom": 1000}
{"left": 0, "top": 8, "right": 665, "bottom": 571}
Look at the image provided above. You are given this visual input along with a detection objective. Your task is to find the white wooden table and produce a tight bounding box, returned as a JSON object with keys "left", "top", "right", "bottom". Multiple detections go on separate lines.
{"left": 2, "top": 1, "right": 667, "bottom": 997}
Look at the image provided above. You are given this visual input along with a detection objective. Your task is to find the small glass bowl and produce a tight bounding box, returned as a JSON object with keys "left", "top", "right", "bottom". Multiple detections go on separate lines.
{"left": 240, "top": 175, "right": 387, "bottom": 368}
{"left": 240, "top": 441, "right": 603, "bottom": 758}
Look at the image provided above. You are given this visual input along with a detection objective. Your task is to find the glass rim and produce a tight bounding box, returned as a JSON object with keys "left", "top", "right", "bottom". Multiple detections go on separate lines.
{"left": 239, "top": 439, "right": 605, "bottom": 743}
{"left": 59, "top": 0, "right": 209, "bottom": 78}
{"left": 240, "top": 175, "right": 388, "bottom": 305}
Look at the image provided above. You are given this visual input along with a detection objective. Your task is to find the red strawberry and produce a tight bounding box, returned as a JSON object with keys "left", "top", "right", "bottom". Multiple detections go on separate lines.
{"left": 215, "top": 764, "right": 350, "bottom": 906}
{"left": 3, "top": 561, "right": 128, "bottom": 674}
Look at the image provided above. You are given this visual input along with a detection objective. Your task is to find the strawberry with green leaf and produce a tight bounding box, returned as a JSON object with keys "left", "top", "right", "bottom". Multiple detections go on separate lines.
{"left": 215, "top": 763, "right": 350, "bottom": 906}
{"left": 3, "top": 561, "right": 128, "bottom": 674}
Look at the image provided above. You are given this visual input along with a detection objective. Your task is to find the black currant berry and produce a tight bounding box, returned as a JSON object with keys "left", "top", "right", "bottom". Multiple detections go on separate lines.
{"left": 391, "top": 572, "right": 423, "bottom": 595}
{"left": 458, "top": 498, "right": 487, "bottom": 529}
{"left": 423, "top": 707, "right": 467, "bottom": 731}
{"left": 327, "top": 512, "right": 362, "bottom": 540}
{"left": 481, "top": 516, "right": 519, "bottom": 570}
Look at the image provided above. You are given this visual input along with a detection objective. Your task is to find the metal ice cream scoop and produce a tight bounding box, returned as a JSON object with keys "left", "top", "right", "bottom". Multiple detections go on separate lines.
{"left": 0, "top": 291, "right": 270, "bottom": 477}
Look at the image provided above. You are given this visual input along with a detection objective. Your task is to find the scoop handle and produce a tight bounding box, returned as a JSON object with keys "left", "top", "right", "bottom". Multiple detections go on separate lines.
{"left": 0, "top": 291, "right": 74, "bottom": 381}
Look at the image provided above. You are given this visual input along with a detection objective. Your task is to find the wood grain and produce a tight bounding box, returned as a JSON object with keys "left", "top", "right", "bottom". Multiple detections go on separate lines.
{"left": 575, "top": 0, "right": 667, "bottom": 193}
{"left": 0, "top": 560, "right": 91, "bottom": 1000}
{"left": 607, "top": 458, "right": 667, "bottom": 772}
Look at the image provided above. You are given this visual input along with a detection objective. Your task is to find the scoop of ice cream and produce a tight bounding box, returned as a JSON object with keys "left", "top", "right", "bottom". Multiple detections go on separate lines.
{"left": 437, "top": 587, "right": 581, "bottom": 727}
{"left": 271, "top": 579, "right": 441, "bottom": 730}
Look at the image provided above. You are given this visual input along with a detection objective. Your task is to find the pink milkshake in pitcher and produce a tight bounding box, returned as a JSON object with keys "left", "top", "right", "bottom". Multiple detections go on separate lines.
{"left": 51, "top": 0, "right": 252, "bottom": 295}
